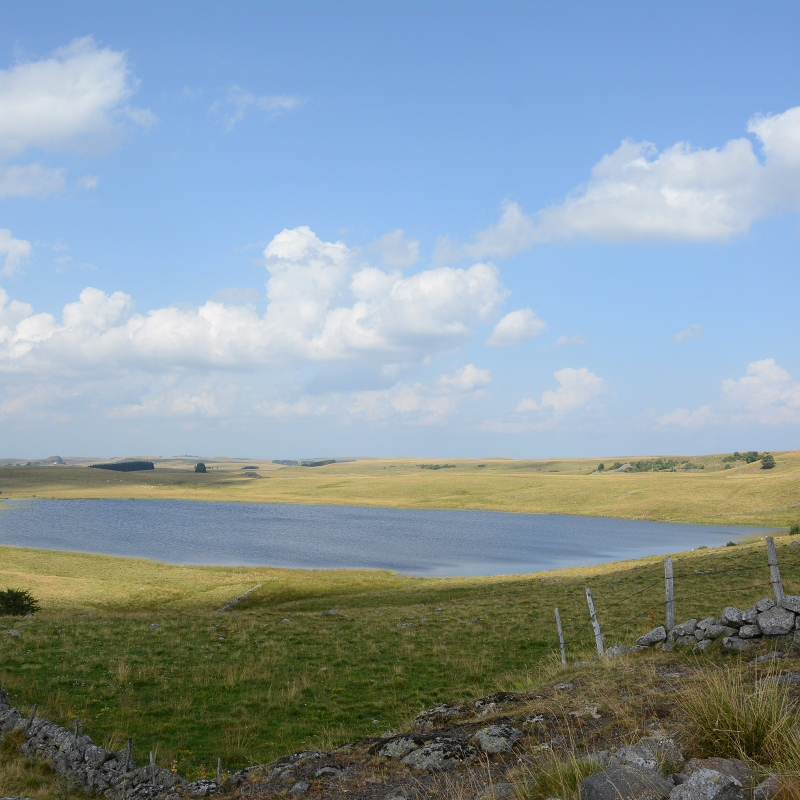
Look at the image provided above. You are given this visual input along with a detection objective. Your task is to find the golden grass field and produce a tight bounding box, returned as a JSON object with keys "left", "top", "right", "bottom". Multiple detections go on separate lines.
{"left": 2, "top": 449, "right": 799, "bottom": 528}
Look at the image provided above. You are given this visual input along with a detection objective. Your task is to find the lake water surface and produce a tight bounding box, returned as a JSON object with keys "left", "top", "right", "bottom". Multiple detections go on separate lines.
{"left": 0, "top": 499, "right": 771, "bottom": 576}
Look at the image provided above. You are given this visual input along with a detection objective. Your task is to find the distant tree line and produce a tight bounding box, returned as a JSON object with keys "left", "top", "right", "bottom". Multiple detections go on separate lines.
{"left": 89, "top": 461, "right": 154, "bottom": 472}
{"left": 418, "top": 464, "right": 456, "bottom": 470}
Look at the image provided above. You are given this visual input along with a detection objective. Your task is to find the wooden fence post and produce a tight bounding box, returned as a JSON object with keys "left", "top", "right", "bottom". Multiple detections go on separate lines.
{"left": 125, "top": 738, "right": 132, "bottom": 772}
{"left": 217, "top": 757, "right": 222, "bottom": 782}
{"left": 766, "top": 537, "right": 784, "bottom": 604}
{"left": 25, "top": 703, "right": 37, "bottom": 733}
{"left": 665, "top": 556, "right": 675, "bottom": 631}
{"left": 150, "top": 751, "right": 156, "bottom": 786}
{"left": 554, "top": 607, "right": 567, "bottom": 666}
{"left": 585, "top": 588, "right": 604, "bottom": 656}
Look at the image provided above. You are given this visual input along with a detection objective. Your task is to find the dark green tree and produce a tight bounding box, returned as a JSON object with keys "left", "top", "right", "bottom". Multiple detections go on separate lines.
{"left": 597, "top": 463, "right": 605, "bottom": 471}
{"left": 195, "top": 462, "right": 207, "bottom": 473}
{"left": 761, "top": 454, "right": 775, "bottom": 470}
{"left": 0, "top": 588, "right": 40, "bottom": 616}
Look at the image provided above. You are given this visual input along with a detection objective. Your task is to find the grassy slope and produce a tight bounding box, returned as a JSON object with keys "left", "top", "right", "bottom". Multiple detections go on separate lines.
{"left": 1, "top": 538, "right": 798, "bottom": 782}
{"left": 2, "top": 449, "right": 800, "bottom": 528}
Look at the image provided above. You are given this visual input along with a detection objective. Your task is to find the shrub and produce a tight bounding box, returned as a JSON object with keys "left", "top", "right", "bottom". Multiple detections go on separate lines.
{"left": 726, "top": 541, "right": 737, "bottom": 547}
{"left": 194, "top": 463, "right": 207, "bottom": 473}
{"left": 790, "top": 523, "right": 799, "bottom": 536}
{"left": 761, "top": 454, "right": 776, "bottom": 469}
{"left": 89, "top": 461, "right": 154, "bottom": 472}
{"left": 597, "top": 463, "right": 605, "bottom": 471}
{"left": 0, "top": 588, "right": 40, "bottom": 616}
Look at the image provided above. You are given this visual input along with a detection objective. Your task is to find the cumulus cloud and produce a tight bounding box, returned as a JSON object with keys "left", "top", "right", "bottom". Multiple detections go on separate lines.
{"left": 436, "top": 105, "right": 800, "bottom": 261}
{"left": 0, "top": 36, "right": 154, "bottom": 157}
{"left": 0, "top": 227, "right": 508, "bottom": 377}
{"left": 0, "top": 163, "right": 66, "bottom": 197}
{"left": 212, "top": 85, "right": 304, "bottom": 131}
{"left": 0, "top": 229, "right": 32, "bottom": 277}
{"left": 486, "top": 308, "right": 547, "bottom": 347}
{"left": 517, "top": 367, "right": 606, "bottom": 414}
{"left": 673, "top": 323, "right": 704, "bottom": 343}
{"left": 658, "top": 358, "right": 800, "bottom": 428}
{"left": 367, "top": 229, "right": 420, "bottom": 269}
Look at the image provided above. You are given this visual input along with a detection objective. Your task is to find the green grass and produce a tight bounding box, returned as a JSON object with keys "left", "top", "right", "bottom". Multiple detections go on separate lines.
{"left": 1, "top": 538, "right": 798, "bottom": 780}
{"left": 2, "top": 448, "right": 800, "bottom": 528}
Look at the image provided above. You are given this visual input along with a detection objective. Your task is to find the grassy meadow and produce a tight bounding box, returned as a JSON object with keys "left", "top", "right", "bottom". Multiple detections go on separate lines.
{"left": 1, "top": 448, "right": 800, "bottom": 528}
{"left": 1, "top": 536, "right": 798, "bottom": 784}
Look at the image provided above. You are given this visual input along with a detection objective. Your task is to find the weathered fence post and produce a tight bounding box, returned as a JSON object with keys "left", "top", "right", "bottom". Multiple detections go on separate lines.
{"left": 217, "top": 757, "right": 222, "bottom": 782}
{"left": 25, "top": 703, "right": 38, "bottom": 733}
{"left": 585, "top": 588, "right": 604, "bottom": 656}
{"left": 665, "top": 556, "right": 675, "bottom": 631}
{"left": 150, "top": 751, "right": 156, "bottom": 786}
{"left": 766, "top": 536, "right": 784, "bottom": 604}
{"left": 554, "top": 607, "right": 567, "bottom": 666}
{"left": 125, "top": 738, "right": 133, "bottom": 772}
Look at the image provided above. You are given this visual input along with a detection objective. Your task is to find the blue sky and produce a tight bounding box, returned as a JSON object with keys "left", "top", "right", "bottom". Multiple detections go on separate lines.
{"left": 1, "top": 1, "right": 799, "bottom": 459}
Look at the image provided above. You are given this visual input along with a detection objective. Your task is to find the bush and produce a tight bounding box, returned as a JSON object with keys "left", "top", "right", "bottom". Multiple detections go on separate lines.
{"left": 790, "top": 523, "right": 799, "bottom": 536}
{"left": 726, "top": 541, "right": 737, "bottom": 547}
{"left": 194, "top": 462, "right": 207, "bottom": 473}
{"left": 761, "top": 453, "right": 775, "bottom": 469}
{"left": 0, "top": 588, "right": 40, "bottom": 616}
{"left": 89, "top": 461, "right": 154, "bottom": 472}
{"left": 597, "top": 463, "right": 605, "bottom": 471}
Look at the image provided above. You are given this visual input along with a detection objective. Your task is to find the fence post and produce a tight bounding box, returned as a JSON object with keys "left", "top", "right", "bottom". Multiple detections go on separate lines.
{"left": 554, "top": 607, "right": 567, "bottom": 666}
{"left": 150, "top": 751, "right": 156, "bottom": 786}
{"left": 585, "top": 588, "right": 604, "bottom": 656}
{"left": 25, "top": 703, "right": 37, "bottom": 733}
{"left": 217, "top": 757, "right": 222, "bottom": 782}
{"left": 665, "top": 556, "right": 675, "bottom": 630}
{"left": 125, "top": 738, "right": 132, "bottom": 772}
{"left": 766, "top": 537, "right": 784, "bottom": 603}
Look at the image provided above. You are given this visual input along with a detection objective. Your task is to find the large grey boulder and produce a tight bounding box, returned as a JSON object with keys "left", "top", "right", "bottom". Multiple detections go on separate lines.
{"left": 400, "top": 741, "right": 477, "bottom": 772}
{"left": 755, "top": 598, "right": 775, "bottom": 613}
{"left": 779, "top": 595, "right": 800, "bottom": 613}
{"left": 671, "top": 769, "right": 745, "bottom": 800}
{"left": 578, "top": 765, "right": 673, "bottom": 800}
{"left": 682, "top": 757, "right": 752, "bottom": 786}
{"left": 737, "top": 624, "right": 760, "bottom": 639}
{"left": 471, "top": 725, "right": 523, "bottom": 755}
{"left": 637, "top": 737, "right": 683, "bottom": 770}
{"left": 741, "top": 607, "right": 758, "bottom": 625}
{"left": 379, "top": 736, "right": 422, "bottom": 759}
{"left": 756, "top": 606, "right": 795, "bottom": 635}
{"left": 753, "top": 775, "right": 780, "bottom": 800}
{"left": 637, "top": 627, "right": 667, "bottom": 647}
{"left": 722, "top": 637, "right": 752, "bottom": 652}
{"left": 720, "top": 608, "right": 743, "bottom": 627}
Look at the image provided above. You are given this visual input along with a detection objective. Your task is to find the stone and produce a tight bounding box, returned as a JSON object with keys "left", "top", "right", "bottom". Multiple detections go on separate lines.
{"left": 757, "top": 606, "right": 795, "bottom": 635}
{"left": 475, "top": 782, "right": 516, "bottom": 800}
{"left": 755, "top": 598, "right": 776, "bottom": 613}
{"left": 578, "top": 765, "right": 673, "bottom": 800}
{"left": 738, "top": 624, "right": 760, "bottom": 639}
{"left": 670, "top": 769, "right": 745, "bottom": 800}
{"left": 2, "top": 630, "right": 21, "bottom": 637}
{"left": 669, "top": 620, "right": 698, "bottom": 640}
{"left": 379, "top": 736, "right": 423, "bottom": 759}
{"left": 682, "top": 758, "right": 752, "bottom": 786}
{"left": 673, "top": 635, "right": 697, "bottom": 646}
{"left": 753, "top": 775, "right": 780, "bottom": 800}
{"left": 693, "top": 640, "right": 712, "bottom": 652}
{"left": 289, "top": 780, "right": 310, "bottom": 794}
{"left": 636, "top": 627, "right": 667, "bottom": 647}
{"left": 779, "top": 595, "right": 800, "bottom": 613}
{"left": 720, "top": 608, "right": 744, "bottom": 627}
{"left": 754, "top": 672, "right": 800, "bottom": 687}
{"left": 722, "top": 637, "right": 752, "bottom": 652}
{"left": 553, "top": 682, "right": 575, "bottom": 690}
{"left": 742, "top": 607, "right": 758, "bottom": 625}
{"left": 636, "top": 738, "right": 683, "bottom": 770}
{"left": 612, "top": 745, "right": 657, "bottom": 771}
{"left": 471, "top": 725, "right": 524, "bottom": 755}
{"left": 413, "top": 703, "right": 464, "bottom": 731}
{"left": 314, "top": 765, "right": 343, "bottom": 778}
{"left": 400, "top": 740, "right": 477, "bottom": 772}
{"left": 604, "top": 643, "right": 631, "bottom": 658}
{"left": 149, "top": 624, "right": 160, "bottom": 630}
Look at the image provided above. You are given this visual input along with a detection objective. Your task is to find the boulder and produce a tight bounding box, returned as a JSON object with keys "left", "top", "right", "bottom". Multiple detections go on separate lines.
{"left": 578, "top": 765, "right": 673, "bottom": 800}
{"left": 475, "top": 783, "right": 516, "bottom": 800}
{"left": 671, "top": 769, "right": 745, "bottom": 800}
{"left": 755, "top": 598, "right": 775, "bottom": 613}
{"left": 400, "top": 741, "right": 477, "bottom": 772}
{"left": 779, "top": 595, "right": 800, "bottom": 613}
{"left": 636, "top": 627, "right": 667, "bottom": 647}
{"left": 722, "top": 637, "right": 752, "bottom": 652}
{"left": 720, "top": 607, "right": 744, "bottom": 627}
{"left": 682, "top": 758, "right": 752, "bottom": 786}
{"left": 611, "top": 745, "right": 658, "bottom": 771}
{"left": 413, "top": 703, "right": 464, "bottom": 731}
{"left": 636, "top": 737, "right": 683, "bottom": 769}
{"left": 669, "top": 620, "right": 698, "bottom": 641}
{"left": 741, "top": 607, "right": 758, "bottom": 625}
{"left": 756, "top": 606, "right": 795, "bottom": 635}
{"left": 753, "top": 775, "right": 780, "bottom": 800}
{"left": 471, "top": 725, "right": 523, "bottom": 755}
{"left": 673, "top": 635, "right": 698, "bottom": 647}
{"left": 379, "top": 736, "right": 423, "bottom": 759}
{"left": 737, "top": 624, "right": 760, "bottom": 639}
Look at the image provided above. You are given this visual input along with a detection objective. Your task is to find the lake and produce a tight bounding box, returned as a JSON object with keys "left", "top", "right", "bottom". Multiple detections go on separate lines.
{"left": 0, "top": 499, "right": 771, "bottom": 577}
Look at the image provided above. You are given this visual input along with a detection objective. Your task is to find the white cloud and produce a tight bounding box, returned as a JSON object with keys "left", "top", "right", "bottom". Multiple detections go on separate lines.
{"left": 673, "top": 323, "right": 704, "bottom": 343}
{"left": 212, "top": 84, "right": 304, "bottom": 131}
{"left": 658, "top": 358, "right": 800, "bottom": 428}
{"left": 486, "top": 308, "right": 547, "bottom": 347}
{"left": 0, "top": 227, "right": 508, "bottom": 376}
{"left": 77, "top": 174, "right": 99, "bottom": 190}
{"left": 0, "top": 36, "right": 154, "bottom": 157}
{"left": 437, "top": 105, "right": 800, "bottom": 261}
{"left": 436, "top": 363, "right": 491, "bottom": 393}
{"left": 367, "top": 229, "right": 420, "bottom": 269}
{"left": 0, "top": 229, "right": 32, "bottom": 277}
{"left": 0, "top": 163, "right": 66, "bottom": 197}
{"left": 517, "top": 367, "right": 606, "bottom": 414}
{"left": 554, "top": 333, "right": 588, "bottom": 347}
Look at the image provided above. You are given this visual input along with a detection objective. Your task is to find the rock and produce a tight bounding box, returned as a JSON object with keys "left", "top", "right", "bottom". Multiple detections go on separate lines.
{"left": 757, "top": 606, "right": 795, "bottom": 635}
{"left": 742, "top": 607, "right": 758, "bottom": 625}
{"left": 149, "top": 623, "right": 160, "bottom": 630}
{"left": 289, "top": 780, "right": 310, "bottom": 794}
{"left": 722, "top": 637, "right": 752, "bottom": 652}
{"left": 186, "top": 780, "right": 226, "bottom": 796}
{"left": 379, "top": 736, "right": 423, "bottom": 759}
{"left": 779, "top": 595, "right": 800, "bottom": 613}
{"left": 693, "top": 640, "right": 712, "bottom": 652}
{"left": 636, "top": 738, "right": 683, "bottom": 770}
{"left": 612, "top": 745, "right": 658, "bottom": 771}
{"left": 475, "top": 782, "right": 516, "bottom": 800}
{"left": 553, "top": 682, "right": 575, "bottom": 690}
{"left": 752, "top": 652, "right": 785, "bottom": 663}
{"left": 314, "top": 766, "right": 343, "bottom": 778}
{"left": 673, "top": 635, "right": 698, "bottom": 646}
{"left": 682, "top": 758, "right": 752, "bottom": 786}
{"left": 400, "top": 740, "right": 477, "bottom": 772}
{"left": 695, "top": 623, "right": 729, "bottom": 641}
{"left": 471, "top": 725, "right": 524, "bottom": 754}
{"left": 720, "top": 608, "right": 743, "bottom": 627}
{"left": 671, "top": 769, "right": 745, "bottom": 800}
{"left": 604, "top": 643, "right": 631, "bottom": 658}
{"left": 755, "top": 598, "right": 776, "bottom": 613}
{"left": 754, "top": 671, "right": 800, "bottom": 687}
{"left": 669, "top": 620, "right": 698, "bottom": 640}
{"left": 413, "top": 703, "right": 464, "bottom": 731}
{"left": 753, "top": 775, "right": 780, "bottom": 800}
{"left": 737, "top": 624, "right": 760, "bottom": 639}
{"left": 2, "top": 630, "right": 21, "bottom": 637}
{"left": 637, "top": 627, "right": 667, "bottom": 647}
{"left": 578, "top": 765, "right": 673, "bottom": 800}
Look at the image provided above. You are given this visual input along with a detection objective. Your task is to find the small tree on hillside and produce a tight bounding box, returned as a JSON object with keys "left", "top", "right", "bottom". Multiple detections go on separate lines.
{"left": 195, "top": 462, "right": 207, "bottom": 473}
{"left": 0, "top": 588, "right": 40, "bottom": 616}
{"left": 761, "top": 454, "right": 775, "bottom": 470}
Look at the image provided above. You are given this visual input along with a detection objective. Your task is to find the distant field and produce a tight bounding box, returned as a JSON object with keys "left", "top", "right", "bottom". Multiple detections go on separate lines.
{"left": 1, "top": 450, "right": 799, "bottom": 528}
